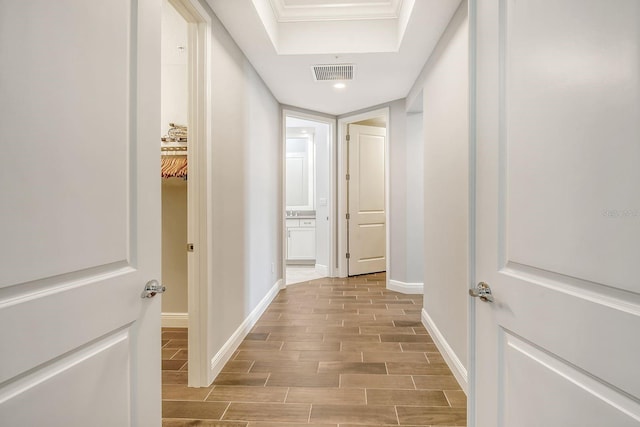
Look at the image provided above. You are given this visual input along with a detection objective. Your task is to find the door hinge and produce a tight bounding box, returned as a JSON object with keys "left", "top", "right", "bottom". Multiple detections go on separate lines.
{"left": 346, "top": 173, "right": 350, "bottom": 180}
{"left": 346, "top": 253, "right": 351, "bottom": 259}
{"left": 187, "top": 243, "right": 194, "bottom": 252}
{"left": 346, "top": 134, "right": 350, "bottom": 142}
{"left": 346, "top": 213, "right": 350, "bottom": 220}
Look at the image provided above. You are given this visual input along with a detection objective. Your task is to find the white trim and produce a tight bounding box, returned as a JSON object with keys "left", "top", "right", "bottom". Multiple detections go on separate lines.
{"left": 315, "top": 264, "right": 329, "bottom": 277}
{"left": 337, "top": 107, "right": 390, "bottom": 279}
{"left": 168, "top": 0, "right": 212, "bottom": 389}
{"left": 388, "top": 279, "right": 424, "bottom": 294}
{"left": 422, "top": 307, "right": 468, "bottom": 393}
{"left": 161, "top": 312, "right": 189, "bottom": 328}
{"left": 209, "top": 279, "right": 282, "bottom": 379}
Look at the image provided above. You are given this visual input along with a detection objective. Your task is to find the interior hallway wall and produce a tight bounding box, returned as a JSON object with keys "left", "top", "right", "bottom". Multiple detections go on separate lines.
{"left": 201, "top": 1, "right": 281, "bottom": 384}
{"left": 407, "top": 0, "right": 469, "bottom": 389}
{"left": 405, "top": 112, "right": 424, "bottom": 283}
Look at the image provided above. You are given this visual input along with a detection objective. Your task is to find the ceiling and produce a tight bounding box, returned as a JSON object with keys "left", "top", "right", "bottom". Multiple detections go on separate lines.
{"left": 206, "top": 0, "right": 461, "bottom": 115}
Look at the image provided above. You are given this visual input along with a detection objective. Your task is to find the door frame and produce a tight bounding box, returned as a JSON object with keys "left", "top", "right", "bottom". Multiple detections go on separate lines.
{"left": 167, "top": 0, "right": 211, "bottom": 388}
{"left": 337, "top": 107, "right": 390, "bottom": 279}
{"left": 281, "top": 109, "right": 337, "bottom": 286}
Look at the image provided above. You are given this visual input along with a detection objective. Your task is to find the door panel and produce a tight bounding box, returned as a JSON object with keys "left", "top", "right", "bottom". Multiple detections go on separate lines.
{"left": 0, "top": 0, "right": 161, "bottom": 425}
{"left": 473, "top": 0, "right": 640, "bottom": 425}
{"left": 348, "top": 124, "right": 386, "bottom": 276}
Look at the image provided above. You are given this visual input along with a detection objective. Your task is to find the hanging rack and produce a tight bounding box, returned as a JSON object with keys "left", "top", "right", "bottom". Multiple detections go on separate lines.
{"left": 161, "top": 145, "right": 188, "bottom": 179}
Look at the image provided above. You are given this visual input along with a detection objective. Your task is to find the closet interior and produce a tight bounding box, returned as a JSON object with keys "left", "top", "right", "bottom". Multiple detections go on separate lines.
{"left": 161, "top": 0, "right": 188, "bottom": 324}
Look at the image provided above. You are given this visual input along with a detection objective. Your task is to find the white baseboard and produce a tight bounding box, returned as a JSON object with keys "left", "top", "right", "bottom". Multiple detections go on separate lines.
{"left": 421, "top": 308, "right": 468, "bottom": 393}
{"left": 209, "top": 279, "right": 282, "bottom": 379}
{"left": 161, "top": 312, "right": 189, "bottom": 328}
{"left": 388, "top": 279, "right": 424, "bottom": 294}
{"left": 315, "top": 264, "right": 329, "bottom": 277}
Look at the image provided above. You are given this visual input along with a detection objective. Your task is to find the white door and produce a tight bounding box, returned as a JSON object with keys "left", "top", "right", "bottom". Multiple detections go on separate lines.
{"left": 473, "top": 0, "right": 640, "bottom": 425}
{"left": 348, "top": 124, "right": 386, "bottom": 276}
{"left": 0, "top": 0, "right": 161, "bottom": 426}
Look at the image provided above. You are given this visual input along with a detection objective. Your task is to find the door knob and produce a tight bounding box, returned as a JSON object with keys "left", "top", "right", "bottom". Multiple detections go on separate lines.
{"left": 469, "top": 282, "right": 494, "bottom": 303}
{"left": 141, "top": 280, "right": 166, "bottom": 299}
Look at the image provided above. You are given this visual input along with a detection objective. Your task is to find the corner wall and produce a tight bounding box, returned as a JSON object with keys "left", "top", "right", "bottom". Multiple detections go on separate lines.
{"left": 408, "top": 0, "right": 470, "bottom": 390}
{"left": 201, "top": 1, "right": 281, "bottom": 385}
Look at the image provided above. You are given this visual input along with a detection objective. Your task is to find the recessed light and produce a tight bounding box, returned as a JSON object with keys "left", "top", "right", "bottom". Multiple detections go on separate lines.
{"left": 334, "top": 82, "right": 346, "bottom": 89}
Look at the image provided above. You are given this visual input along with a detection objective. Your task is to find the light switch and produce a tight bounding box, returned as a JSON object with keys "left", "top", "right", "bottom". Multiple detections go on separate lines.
{"left": 319, "top": 197, "right": 327, "bottom": 206}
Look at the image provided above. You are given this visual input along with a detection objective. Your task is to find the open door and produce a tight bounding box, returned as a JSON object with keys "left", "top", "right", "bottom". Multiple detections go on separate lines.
{"left": 472, "top": 0, "right": 640, "bottom": 425}
{"left": 347, "top": 124, "right": 386, "bottom": 276}
{"left": 0, "top": 0, "right": 162, "bottom": 425}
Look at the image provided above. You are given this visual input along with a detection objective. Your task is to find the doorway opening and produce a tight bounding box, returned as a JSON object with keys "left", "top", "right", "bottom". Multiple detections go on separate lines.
{"left": 282, "top": 111, "right": 336, "bottom": 286}
{"left": 338, "top": 108, "right": 390, "bottom": 278}
{"left": 160, "top": 0, "right": 210, "bottom": 388}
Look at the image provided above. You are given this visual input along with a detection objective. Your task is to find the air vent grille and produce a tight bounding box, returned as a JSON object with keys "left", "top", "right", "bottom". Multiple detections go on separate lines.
{"left": 311, "top": 64, "right": 355, "bottom": 82}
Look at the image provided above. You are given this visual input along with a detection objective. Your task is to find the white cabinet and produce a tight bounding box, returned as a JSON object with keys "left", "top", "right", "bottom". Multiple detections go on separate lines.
{"left": 286, "top": 219, "right": 316, "bottom": 262}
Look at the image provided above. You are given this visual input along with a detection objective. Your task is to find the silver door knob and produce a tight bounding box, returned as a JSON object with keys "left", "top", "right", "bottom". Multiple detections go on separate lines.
{"left": 141, "top": 280, "right": 166, "bottom": 299}
{"left": 469, "top": 282, "right": 494, "bottom": 302}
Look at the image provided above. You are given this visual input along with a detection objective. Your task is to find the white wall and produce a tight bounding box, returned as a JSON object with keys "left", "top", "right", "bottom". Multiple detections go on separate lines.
{"left": 388, "top": 99, "right": 408, "bottom": 283}
{"left": 202, "top": 2, "right": 281, "bottom": 384}
{"left": 405, "top": 111, "right": 424, "bottom": 283}
{"left": 408, "top": 0, "right": 469, "bottom": 388}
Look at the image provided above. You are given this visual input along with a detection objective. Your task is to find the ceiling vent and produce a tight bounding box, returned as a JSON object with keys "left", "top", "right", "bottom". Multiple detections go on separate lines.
{"left": 311, "top": 64, "right": 355, "bottom": 82}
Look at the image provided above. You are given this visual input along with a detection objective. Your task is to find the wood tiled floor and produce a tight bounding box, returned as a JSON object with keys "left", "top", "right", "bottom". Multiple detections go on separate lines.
{"left": 162, "top": 272, "right": 467, "bottom": 426}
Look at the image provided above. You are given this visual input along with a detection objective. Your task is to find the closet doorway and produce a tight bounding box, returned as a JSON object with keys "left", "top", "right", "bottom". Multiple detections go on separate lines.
{"left": 161, "top": 0, "right": 210, "bottom": 388}
{"left": 283, "top": 111, "right": 336, "bottom": 286}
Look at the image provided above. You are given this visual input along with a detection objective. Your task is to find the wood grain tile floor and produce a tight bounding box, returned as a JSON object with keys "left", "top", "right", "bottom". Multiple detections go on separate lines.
{"left": 162, "top": 272, "right": 467, "bottom": 426}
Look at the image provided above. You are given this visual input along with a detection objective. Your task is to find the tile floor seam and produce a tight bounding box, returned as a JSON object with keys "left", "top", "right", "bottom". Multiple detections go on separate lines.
{"left": 218, "top": 402, "right": 232, "bottom": 421}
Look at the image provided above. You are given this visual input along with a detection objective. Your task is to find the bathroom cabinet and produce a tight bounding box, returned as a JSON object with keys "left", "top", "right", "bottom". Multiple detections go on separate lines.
{"left": 286, "top": 218, "right": 315, "bottom": 262}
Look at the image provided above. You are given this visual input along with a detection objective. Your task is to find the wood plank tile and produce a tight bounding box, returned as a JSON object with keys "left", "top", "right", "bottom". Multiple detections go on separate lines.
{"left": 413, "top": 375, "right": 462, "bottom": 390}
{"left": 281, "top": 342, "right": 341, "bottom": 351}
{"left": 237, "top": 341, "right": 283, "bottom": 351}
{"left": 163, "top": 359, "right": 188, "bottom": 371}
{"left": 298, "top": 351, "right": 363, "bottom": 362}
{"left": 379, "top": 334, "right": 432, "bottom": 342}
{"left": 247, "top": 424, "right": 335, "bottom": 427}
{"left": 340, "top": 374, "right": 415, "bottom": 389}
{"left": 212, "top": 373, "right": 269, "bottom": 386}
{"left": 285, "top": 387, "right": 366, "bottom": 405}
{"left": 234, "top": 350, "right": 300, "bottom": 361}
{"left": 162, "top": 401, "right": 229, "bottom": 420}
{"left": 396, "top": 406, "right": 467, "bottom": 426}
{"left": 400, "top": 342, "right": 439, "bottom": 352}
{"left": 445, "top": 390, "right": 468, "bottom": 408}
{"left": 267, "top": 333, "right": 324, "bottom": 342}
{"left": 251, "top": 325, "right": 308, "bottom": 334}
{"left": 305, "top": 326, "right": 360, "bottom": 334}
{"left": 207, "top": 386, "right": 288, "bottom": 403}
{"left": 250, "top": 360, "right": 319, "bottom": 374}
{"left": 322, "top": 334, "right": 381, "bottom": 343}
{"left": 310, "top": 404, "right": 398, "bottom": 425}
{"left": 386, "top": 362, "right": 453, "bottom": 375}
{"left": 165, "top": 339, "right": 189, "bottom": 349}
{"left": 362, "top": 352, "right": 428, "bottom": 363}
{"left": 318, "top": 362, "right": 386, "bottom": 374}
{"left": 221, "top": 360, "right": 254, "bottom": 373}
{"left": 360, "top": 326, "right": 417, "bottom": 335}
{"left": 341, "top": 342, "right": 401, "bottom": 352}
{"left": 162, "top": 371, "right": 189, "bottom": 385}
{"left": 163, "top": 420, "right": 247, "bottom": 427}
{"left": 244, "top": 333, "right": 269, "bottom": 341}
{"left": 222, "top": 403, "right": 311, "bottom": 423}
{"left": 162, "top": 384, "right": 212, "bottom": 401}
{"left": 366, "top": 389, "right": 449, "bottom": 406}
{"left": 266, "top": 373, "right": 339, "bottom": 387}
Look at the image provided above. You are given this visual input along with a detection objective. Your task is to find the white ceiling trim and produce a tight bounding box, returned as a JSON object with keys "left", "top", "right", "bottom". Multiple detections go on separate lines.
{"left": 268, "top": 0, "right": 403, "bottom": 22}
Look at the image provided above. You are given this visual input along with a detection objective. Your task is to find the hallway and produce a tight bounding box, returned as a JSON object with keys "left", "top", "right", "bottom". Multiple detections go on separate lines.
{"left": 161, "top": 273, "right": 467, "bottom": 426}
